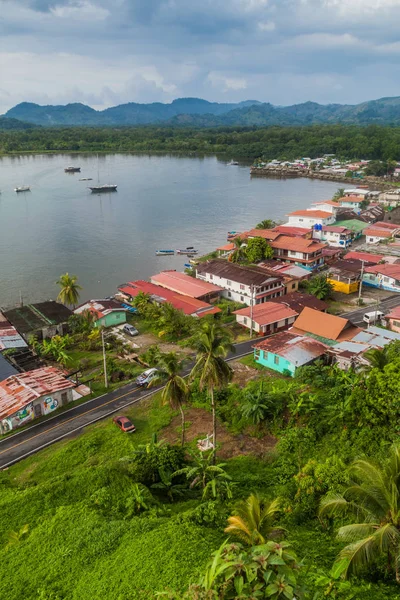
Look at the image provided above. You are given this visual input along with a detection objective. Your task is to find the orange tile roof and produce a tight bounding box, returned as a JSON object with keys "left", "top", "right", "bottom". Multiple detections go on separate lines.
{"left": 244, "top": 229, "right": 282, "bottom": 241}
{"left": 233, "top": 302, "right": 298, "bottom": 327}
{"left": 217, "top": 242, "right": 235, "bottom": 251}
{"left": 287, "top": 210, "right": 333, "bottom": 218}
{"left": 151, "top": 271, "right": 223, "bottom": 299}
{"left": 364, "top": 264, "right": 400, "bottom": 279}
{"left": 311, "top": 200, "right": 340, "bottom": 207}
{"left": 338, "top": 195, "right": 362, "bottom": 203}
{"left": 270, "top": 236, "right": 326, "bottom": 253}
{"left": 0, "top": 367, "right": 74, "bottom": 421}
{"left": 292, "top": 307, "right": 353, "bottom": 341}
{"left": 364, "top": 228, "right": 394, "bottom": 239}
{"left": 386, "top": 306, "right": 400, "bottom": 320}
{"left": 272, "top": 225, "right": 312, "bottom": 238}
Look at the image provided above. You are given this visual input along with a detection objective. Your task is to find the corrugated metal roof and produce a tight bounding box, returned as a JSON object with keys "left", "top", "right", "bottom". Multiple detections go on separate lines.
{"left": 234, "top": 302, "right": 298, "bottom": 326}
{"left": 152, "top": 271, "right": 223, "bottom": 299}
{"left": 0, "top": 354, "right": 18, "bottom": 382}
{"left": 293, "top": 307, "right": 354, "bottom": 341}
{"left": 254, "top": 332, "right": 327, "bottom": 366}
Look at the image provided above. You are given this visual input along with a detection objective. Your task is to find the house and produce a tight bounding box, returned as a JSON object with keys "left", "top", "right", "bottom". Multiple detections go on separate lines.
{"left": 331, "top": 219, "right": 368, "bottom": 239}
{"left": 330, "top": 327, "right": 400, "bottom": 370}
{"left": 343, "top": 251, "right": 384, "bottom": 265}
{"left": 363, "top": 222, "right": 400, "bottom": 244}
{"left": 0, "top": 367, "right": 76, "bottom": 433}
{"left": 4, "top": 302, "right": 72, "bottom": 341}
{"left": 0, "top": 313, "right": 27, "bottom": 351}
{"left": 216, "top": 242, "right": 235, "bottom": 257}
{"left": 343, "top": 189, "right": 370, "bottom": 199}
{"left": 327, "top": 260, "right": 363, "bottom": 294}
{"left": 363, "top": 264, "right": 400, "bottom": 293}
{"left": 269, "top": 236, "right": 326, "bottom": 270}
{"left": 384, "top": 206, "right": 400, "bottom": 225}
{"left": 291, "top": 307, "right": 359, "bottom": 342}
{"left": 253, "top": 332, "right": 327, "bottom": 376}
{"left": 286, "top": 209, "right": 335, "bottom": 229}
{"left": 378, "top": 190, "right": 400, "bottom": 206}
{"left": 117, "top": 281, "right": 221, "bottom": 318}
{"left": 233, "top": 302, "right": 298, "bottom": 335}
{"left": 74, "top": 299, "right": 128, "bottom": 328}
{"left": 358, "top": 205, "right": 385, "bottom": 224}
{"left": 196, "top": 260, "right": 285, "bottom": 306}
{"left": 259, "top": 262, "right": 312, "bottom": 293}
{"left": 240, "top": 229, "right": 282, "bottom": 243}
{"left": 337, "top": 195, "right": 364, "bottom": 212}
{"left": 151, "top": 270, "right": 223, "bottom": 301}
{"left": 322, "top": 247, "right": 342, "bottom": 264}
{"left": 385, "top": 306, "right": 400, "bottom": 333}
{"left": 277, "top": 292, "right": 328, "bottom": 313}
{"left": 309, "top": 200, "right": 340, "bottom": 216}
{"left": 272, "top": 225, "right": 312, "bottom": 239}
{"left": 312, "top": 225, "right": 352, "bottom": 248}
{"left": 0, "top": 354, "right": 18, "bottom": 383}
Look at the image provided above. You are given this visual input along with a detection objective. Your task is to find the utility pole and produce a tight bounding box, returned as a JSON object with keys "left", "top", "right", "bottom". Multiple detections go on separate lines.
{"left": 250, "top": 284, "right": 254, "bottom": 338}
{"left": 101, "top": 329, "right": 108, "bottom": 389}
{"left": 358, "top": 260, "right": 365, "bottom": 305}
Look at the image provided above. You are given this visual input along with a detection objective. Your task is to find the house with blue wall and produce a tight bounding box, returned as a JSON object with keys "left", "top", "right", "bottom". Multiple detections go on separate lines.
{"left": 253, "top": 331, "right": 328, "bottom": 376}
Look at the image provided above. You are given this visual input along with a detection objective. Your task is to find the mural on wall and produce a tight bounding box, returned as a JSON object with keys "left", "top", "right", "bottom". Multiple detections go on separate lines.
{"left": 43, "top": 396, "right": 58, "bottom": 415}
{"left": 15, "top": 403, "right": 34, "bottom": 425}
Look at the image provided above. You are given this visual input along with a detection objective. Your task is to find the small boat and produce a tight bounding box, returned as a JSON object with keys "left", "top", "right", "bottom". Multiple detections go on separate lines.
{"left": 227, "top": 231, "right": 238, "bottom": 240}
{"left": 14, "top": 186, "right": 30, "bottom": 193}
{"left": 79, "top": 178, "right": 93, "bottom": 181}
{"left": 89, "top": 184, "right": 118, "bottom": 193}
{"left": 64, "top": 166, "right": 81, "bottom": 173}
{"left": 156, "top": 249, "right": 175, "bottom": 256}
{"left": 176, "top": 248, "right": 199, "bottom": 255}
{"left": 227, "top": 159, "right": 239, "bottom": 166}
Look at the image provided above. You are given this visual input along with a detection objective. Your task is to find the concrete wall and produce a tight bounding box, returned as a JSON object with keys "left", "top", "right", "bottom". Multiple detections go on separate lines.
{"left": 328, "top": 278, "right": 359, "bottom": 295}
{"left": 389, "top": 318, "right": 400, "bottom": 333}
{"left": 235, "top": 314, "right": 296, "bottom": 334}
{"left": 96, "top": 311, "right": 127, "bottom": 328}
{"left": 288, "top": 214, "right": 335, "bottom": 228}
{"left": 363, "top": 273, "right": 400, "bottom": 293}
{"left": 254, "top": 348, "right": 296, "bottom": 376}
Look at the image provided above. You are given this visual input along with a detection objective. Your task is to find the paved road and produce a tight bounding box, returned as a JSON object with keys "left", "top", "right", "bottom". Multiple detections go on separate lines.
{"left": 339, "top": 294, "right": 400, "bottom": 326}
{"left": 0, "top": 337, "right": 259, "bottom": 469}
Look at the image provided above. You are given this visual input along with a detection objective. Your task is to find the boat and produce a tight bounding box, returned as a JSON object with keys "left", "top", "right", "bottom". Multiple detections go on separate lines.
{"left": 227, "top": 231, "right": 238, "bottom": 240}
{"left": 64, "top": 166, "right": 81, "bottom": 173}
{"left": 89, "top": 184, "right": 118, "bottom": 193}
{"left": 176, "top": 247, "right": 199, "bottom": 255}
{"left": 155, "top": 249, "right": 175, "bottom": 256}
{"left": 79, "top": 178, "right": 93, "bottom": 181}
{"left": 14, "top": 186, "right": 30, "bottom": 192}
{"left": 227, "top": 159, "right": 239, "bottom": 166}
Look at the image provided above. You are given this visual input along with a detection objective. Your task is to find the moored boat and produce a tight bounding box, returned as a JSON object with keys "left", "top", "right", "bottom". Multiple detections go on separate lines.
{"left": 227, "top": 159, "right": 239, "bottom": 165}
{"left": 79, "top": 178, "right": 93, "bottom": 181}
{"left": 14, "top": 186, "right": 30, "bottom": 193}
{"left": 64, "top": 166, "right": 81, "bottom": 173}
{"left": 89, "top": 184, "right": 118, "bottom": 193}
{"left": 155, "top": 249, "right": 175, "bottom": 256}
{"left": 176, "top": 248, "right": 199, "bottom": 255}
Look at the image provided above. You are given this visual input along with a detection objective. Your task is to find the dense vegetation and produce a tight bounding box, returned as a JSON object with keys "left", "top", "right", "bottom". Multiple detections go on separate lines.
{"left": 2, "top": 123, "right": 400, "bottom": 160}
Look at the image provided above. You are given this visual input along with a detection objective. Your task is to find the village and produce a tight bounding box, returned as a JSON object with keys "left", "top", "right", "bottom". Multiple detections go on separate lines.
{"left": 2, "top": 183, "right": 400, "bottom": 434}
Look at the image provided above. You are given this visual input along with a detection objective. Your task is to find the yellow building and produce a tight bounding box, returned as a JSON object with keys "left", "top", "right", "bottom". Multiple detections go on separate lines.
{"left": 327, "top": 278, "right": 360, "bottom": 295}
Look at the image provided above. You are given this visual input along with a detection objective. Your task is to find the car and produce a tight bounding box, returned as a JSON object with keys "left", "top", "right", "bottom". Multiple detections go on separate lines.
{"left": 135, "top": 367, "right": 159, "bottom": 387}
{"left": 123, "top": 324, "right": 139, "bottom": 337}
{"left": 113, "top": 415, "right": 136, "bottom": 433}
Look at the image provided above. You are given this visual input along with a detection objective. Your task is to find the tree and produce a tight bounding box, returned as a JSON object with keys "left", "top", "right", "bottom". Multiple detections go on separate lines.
{"left": 225, "top": 494, "right": 285, "bottom": 545}
{"left": 56, "top": 273, "right": 82, "bottom": 307}
{"left": 255, "top": 219, "right": 276, "bottom": 229}
{"left": 362, "top": 347, "right": 390, "bottom": 372}
{"left": 150, "top": 352, "right": 189, "bottom": 446}
{"left": 245, "top": 237, "right": 273, "bottom": 264}
{"left": 68, "top": 309, "right": 96, "bottom": 334}
{"left": 230, "top": 236, "right": 246, "bottom": 263}
{"left": 190, "top": 321, "right": 234, "bottom": 461}
{"left": 133, "top": 291, "right": 152, "bottom": 314}
{"left": 36, "top": 335, "right": 70, "bottom": 365}
{"left": 307, "top": 275, "right": 334, "bottom": 300}
{"left": 175, "top": 450, "right": 232, "bottom": 500}
{"left": 150, "top": 468, "right": 187, "bottom": 502}
{"left": 319, "top": 444, "right": 400, "bottom": 583}
{"left": 241, "top": 381, "right": 275, "bottom": 426}
{"left": 332, "top": 188, "right": 345, "bottom": 201}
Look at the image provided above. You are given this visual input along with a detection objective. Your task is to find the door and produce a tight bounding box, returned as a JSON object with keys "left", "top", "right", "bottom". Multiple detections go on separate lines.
{"left": 34, "top": 404, "right": 42, "bottom": 418}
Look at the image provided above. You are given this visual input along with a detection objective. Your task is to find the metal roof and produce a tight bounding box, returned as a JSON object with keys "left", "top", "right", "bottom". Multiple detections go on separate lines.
{"left": 151, "top": 271, "right": 223, "bottom": 299}
{"left": 0, "top": 354, "right": 18, "bottom": 382}
{"left": 254, "top": 332, "right": 327, "bottom": 366}
{"left": 196, "top": 260, "right": 283, "bottom": 287}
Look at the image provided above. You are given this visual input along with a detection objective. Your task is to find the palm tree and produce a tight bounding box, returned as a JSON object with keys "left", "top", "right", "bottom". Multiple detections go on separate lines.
{"left": 255, "top": 219, "right": 276, "bottom": 230}
{"left": 133, "top": 291, "right": 152, "bottom": 315}
{"left": 307, "top": 275, "right": 334, "bottom": 300}
{"left": 150, "top": 352, "right": 189, "bottom": 446}
{"left": 225, "top": 494, "right": 285, "bottom": 545}
{"left": 319, "top": 445, "right": 400, "bottom": 582}
{"left": 363, "top": 347, "right": 389, "bottom": 372}
{"left": 150, "top": 468, "right": 188, "bottom": 502}
{"left": 174, "top": 450, "right": 232, "bottom": 499}
{"left": 190, "top": 321, "right": 234, "bottom": 461}
{"left": 230, "top": 236, "right": 246, "bottom": 263}
{"left": 56, "top": 272, "right": 82, "bottom": 307}
{"left": 332, "top": 188, "right": 345, "bottom": 201}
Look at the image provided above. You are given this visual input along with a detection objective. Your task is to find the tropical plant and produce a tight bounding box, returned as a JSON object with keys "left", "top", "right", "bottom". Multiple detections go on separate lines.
{"left": 56, "top": 272, "right": 82, "bottom": 307}
{"left": 332, "top": 188, "right": 345, "bottom": 201}
{"left": 319, "top": 444, "right": 400, "bottom": 582}
{"left": 245, "top": 236, "right": 274, "bottom": 263}
{"left": 156, "top": 303, "right": 193, "bottom": 339}
{"left": 174, "top": 450, "right": 232, "bottom": 500}
{"left": 230, "top": 236, "right": 246, "bottom": 263}
{"left": 190, "top": 321, "right": 234, "bottom": 461}
{"left": 150, "top": 468, "right": 188, "bottom": 502}
{"left": 255, "top": 219, "right": 276, "bottom": 229}
{"left": 5, "top": 524, "right": 29, "bottom": 550}
{"left": 150, "top": 352, "right": 189, "bottom": 446}
{"left": 133, "top": 291, "right": 152, "bottom": 314}
{"left": 68, "top": 309, "right": 96, "bottom": 334}
{"left": 241, "top": 381, "right": 275, "bottom": 426}
{"left": 225, "top": 494, "right": 285, "bottom": 545}
{"left": 35, "top": 335, "right": 71, "bottom": 365}
{"left": 307, "top": 274, "right": 334, "bottom": 300}
{"left": 362, "top": 347, "right": 390, "bottom": 372}
{"left": 125, "top": 483, "right": 154, "bottom": 514}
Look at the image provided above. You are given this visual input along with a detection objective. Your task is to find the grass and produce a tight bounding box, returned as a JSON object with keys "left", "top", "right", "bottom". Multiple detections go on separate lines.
{"left": 238, "top": 354, "right": 265, "bottom": 370}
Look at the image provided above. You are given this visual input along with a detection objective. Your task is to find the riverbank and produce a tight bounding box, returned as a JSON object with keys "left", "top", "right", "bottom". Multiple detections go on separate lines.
{"left": 250, "top": 165, "right": 398, "bottom": 190}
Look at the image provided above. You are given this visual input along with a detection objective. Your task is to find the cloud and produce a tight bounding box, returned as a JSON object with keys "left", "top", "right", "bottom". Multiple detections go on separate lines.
{"left": 258, "top": 20, "right": 276, "bottom": 31}
{"left": 50, "top": 1, "right": 110, "bottom": 21}
{"left": 207, "top": 72, "right": 248, "bottom": 92}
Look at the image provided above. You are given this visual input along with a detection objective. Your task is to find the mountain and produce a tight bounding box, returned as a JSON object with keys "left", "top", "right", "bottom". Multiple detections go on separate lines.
{"left": 5, "top": 96, "right": 400, "bottom": 127}
{"left": 0, "top": 115, "right": 38, "bottom": 130}
{"left": 4, "top": 98, "right": 262, "bottom": 126}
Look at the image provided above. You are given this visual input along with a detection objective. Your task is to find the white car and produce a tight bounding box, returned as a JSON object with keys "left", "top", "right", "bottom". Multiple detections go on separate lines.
{"left": 136, "top": 368, "right": 159, "bottom": 387}
{"left": 123, "top": 324, "right": 139, "bottom": 337}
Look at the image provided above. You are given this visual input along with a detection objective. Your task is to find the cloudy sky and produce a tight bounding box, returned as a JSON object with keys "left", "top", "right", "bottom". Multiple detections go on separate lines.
{"left": 1, "top": 0, "right": 400, "bottom": 113}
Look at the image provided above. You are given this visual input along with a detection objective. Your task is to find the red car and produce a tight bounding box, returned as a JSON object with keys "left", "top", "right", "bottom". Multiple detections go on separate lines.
{"left": 113, "top": 415, "right": 136, "bottom": 433}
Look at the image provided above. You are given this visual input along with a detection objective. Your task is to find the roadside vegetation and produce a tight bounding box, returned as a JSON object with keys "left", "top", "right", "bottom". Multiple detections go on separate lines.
{"left": 2, "top": 323, "right": 400, "bottom": 598}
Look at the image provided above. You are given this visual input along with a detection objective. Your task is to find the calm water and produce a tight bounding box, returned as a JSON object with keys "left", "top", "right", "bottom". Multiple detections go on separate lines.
{"left": 0, "top": 154, "right": 340, "bottom": 308}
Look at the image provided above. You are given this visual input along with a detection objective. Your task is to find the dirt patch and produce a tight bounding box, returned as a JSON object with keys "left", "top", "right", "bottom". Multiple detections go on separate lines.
{"left": 230, "top": 360, "right": 261, "bottom": 387}
{"left": 160, "top": 407, "right": 276, "bottom": 459}
{"left": 129, "top": 332, "right": 193, "bottom": 357}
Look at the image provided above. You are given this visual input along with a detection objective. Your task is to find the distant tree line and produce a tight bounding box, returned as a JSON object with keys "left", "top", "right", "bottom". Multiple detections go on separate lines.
{"left": 2, "top": 124, "right": 400, "bottom": 160}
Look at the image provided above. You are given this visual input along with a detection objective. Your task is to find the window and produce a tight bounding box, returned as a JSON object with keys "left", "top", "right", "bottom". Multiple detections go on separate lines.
{"left": 393, "top": 320, "right": 400, "bottom": 328}
{"left": 274, "top": 355, "right": 279, "bottom": 365}
{"left": 243, "top": 317, "right": 247, "bottom": 325}
{"left": 209, "top": 274, "right": 213, "bottom": 279}
{"left": 285, "top": 318, "right": 289, "bottom": 325}
{"left": 228, "top": 292, "right": 231, "bottom": 298}
{"left": 299, "top": 218, "right": 303, "bottom": 222}
{"left": 291, "top": 283, "right": 296, "bottom": 289}
{"left": 226, "top": 280, "right": 231, "bottom": 286}
{"left": 383, "top": 276, "right": 390, "bottom": 283}
{"left": 240, "top": 296, "right": 244, "bottom": 302}
{"left": 240, "top": 284, "right": 245, "bottom": 290}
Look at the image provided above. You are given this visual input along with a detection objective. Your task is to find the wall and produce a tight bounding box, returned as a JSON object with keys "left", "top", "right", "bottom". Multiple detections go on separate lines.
{"left": 96, "top": 311, "right": 127, "bottom": 328}
{"left": 235, "top": 314, "right": 296, "bottom": 334}
{"left": 1, "top": 388, "right": 74, "bottom": 433}
{"left": 389, "top": 318, "right": 400, "bottom": 333}
{"left": 288, "top": 214, "right": 335, "bottom": 228}
{"left": 199, "top": 271, "right": 284, "bottom": 307}
{"left": 366, "top": 235, "right": 385, "bottom": 244}
{"left": 363, "top": 273, "right": 400, "bottom": 293}
{"left": 254, "top": 348, "right": 296, "bottom": 376}
{"left": 328, "top": 278, "right": 359, "bottom": 295}
{"left": 384, "top": 207, "right": 400, "bottom": 224}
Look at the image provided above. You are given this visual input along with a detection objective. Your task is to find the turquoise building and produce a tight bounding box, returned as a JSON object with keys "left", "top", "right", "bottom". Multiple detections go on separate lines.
{"left": 254, "top": 331, "right": 327, "bottom": 377}
{"left": 74, "top": 299, "right": 127, "bottom": 329}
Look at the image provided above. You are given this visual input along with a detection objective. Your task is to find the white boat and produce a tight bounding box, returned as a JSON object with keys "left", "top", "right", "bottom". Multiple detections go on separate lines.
{"left": 176, "top": 247, "right": 198, "bottom": 255}
{"left": 227, "top": 159, "right": 239, "bottom": 166}
{"left": 89, "top": 184, "right": 118, "bottom": 193}
{"left": 156, "top": 249, "right": 175, "bottom": 256}
{"left": 14, "top": 186, "right": 30, "bottom": 192}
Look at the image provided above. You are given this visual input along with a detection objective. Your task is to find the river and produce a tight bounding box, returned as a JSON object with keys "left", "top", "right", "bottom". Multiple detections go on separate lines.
{"left": 0, "top": 153, "right": 341, "bottom": 308}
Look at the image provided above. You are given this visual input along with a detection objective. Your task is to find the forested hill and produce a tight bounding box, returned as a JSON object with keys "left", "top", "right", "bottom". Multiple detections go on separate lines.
{"left": 0, "top": 116, "right": 37, "bottom": 130}
{"left": 6, "top": 96, "right": 400, "bottom": 127}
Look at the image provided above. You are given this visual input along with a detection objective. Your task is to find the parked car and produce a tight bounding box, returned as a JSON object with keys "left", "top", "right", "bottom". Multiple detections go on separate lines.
{"left": 136, "top": 367, "right": 159, "bottom": 387}
{"left": 113, "top": 415, "right": 136, "bottom": 433}
{"left": 123, "top": 324, "right": 139, "bottom": 337}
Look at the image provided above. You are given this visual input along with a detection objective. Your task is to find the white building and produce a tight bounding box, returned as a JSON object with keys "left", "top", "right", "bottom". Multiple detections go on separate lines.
{"left": 286, "top": 209, "right": 335, "bottom": 229}
{"left": 309, "top": 200, "right": 340, "bottom": 216}
{"left": 312, "top": 225, "right": 352, "bottom": 248}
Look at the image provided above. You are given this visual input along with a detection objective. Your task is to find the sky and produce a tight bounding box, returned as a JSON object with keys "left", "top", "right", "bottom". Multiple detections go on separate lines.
{"left": 1, "top": 0, "right": 400, "bottom": 113}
